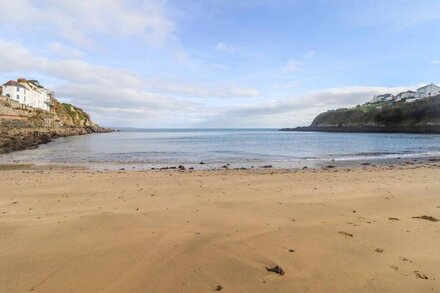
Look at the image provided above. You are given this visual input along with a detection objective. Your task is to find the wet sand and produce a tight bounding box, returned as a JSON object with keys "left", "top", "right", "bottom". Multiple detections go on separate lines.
{"left": 1, "top": 165, "right": 439, "bottom": 292}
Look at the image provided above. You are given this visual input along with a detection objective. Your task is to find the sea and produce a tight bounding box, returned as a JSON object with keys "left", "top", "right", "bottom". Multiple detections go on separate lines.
{"left": 1, "top": 128, "right": 440, "bottom": 170}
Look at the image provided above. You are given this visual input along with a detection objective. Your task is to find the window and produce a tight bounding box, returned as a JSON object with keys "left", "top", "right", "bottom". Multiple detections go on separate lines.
{"left": 17, "top": 95, "right": 20, "bottom": 100}
{"left": 6, "top": 94, "right": 10, "bottom": 97}
{"left": 17, "top": 87, "right": 19, "bottom": 92}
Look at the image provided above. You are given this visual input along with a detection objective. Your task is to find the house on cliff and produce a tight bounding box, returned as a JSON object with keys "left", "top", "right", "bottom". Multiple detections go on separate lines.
{"left": 370, "top": 83, "right": 440, "bottom": 104}
{"left": 1, "top": 79, "right": 52, "bottom": 111}
{"left": 372, "top": 93, "right": 395, "bottom": 103}
{"left": 395, "top": 90, "right": 415, "bottom": 102}
{"left": 415, "top": 83, "right": 440, "bottom": 99}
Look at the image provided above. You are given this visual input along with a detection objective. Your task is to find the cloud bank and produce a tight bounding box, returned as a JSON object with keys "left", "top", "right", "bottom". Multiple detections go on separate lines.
{"left": 1, "top": 1, "right": 438, "bottom": 128}
{"left": 0, "top": 38, "right": 417, "bottom": 128}
{"left": 0, "top": 0, "right": 174, "bottom": 47}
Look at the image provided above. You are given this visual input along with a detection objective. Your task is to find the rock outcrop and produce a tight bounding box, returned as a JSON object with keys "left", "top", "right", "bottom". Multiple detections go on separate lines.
{"left": 0, "top": 96, "right": 111, "bottom": 154}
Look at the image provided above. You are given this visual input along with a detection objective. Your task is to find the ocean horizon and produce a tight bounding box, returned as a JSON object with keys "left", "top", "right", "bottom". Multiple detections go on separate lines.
{"left": 1, "top": 128, "right": 439, "bottom": 170}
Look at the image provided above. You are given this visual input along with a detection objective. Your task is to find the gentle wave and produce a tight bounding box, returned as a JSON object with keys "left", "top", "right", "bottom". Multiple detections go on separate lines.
{"left": 0, "top": 129, "right": 439, "bottom": 169}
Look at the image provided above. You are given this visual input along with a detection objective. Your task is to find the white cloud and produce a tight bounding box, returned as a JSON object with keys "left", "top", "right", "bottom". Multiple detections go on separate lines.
{"left": 0, "top": 39, "right": 261, "bottom": 127}
{"left": 283, "top": 51, "right": 316, "bottom": 73}
{"left": 0, "top": 0, "right": 175, "bottom": 47}
{"left": 210, "top": 63, "right": 229, "bottom": 70}
{"left": 230, "top": 88, "right": 260, "bottom": 97}
{"left": 201, "top": 85, "right": 414, "bottom": 128}
{"left": 1, "top": 38, "right": 419, "bottom": 128}
{"left": 215, "top": 42, "right": 238, "bottom": 52}
{"left": 143, "top": 78, "right": 260, "bottom": 98}
{"left": 347, "top": 1, "right": 440, "bottom": 30}
{"left": 283, "top": 59, "right": 300, "bottom": 73}
{"left": 46, "top": 42, "right": 84, "bottom": 59}
{"left": 1, "top": 39, "right": 422, "bottom": 128}
{"left": 0, "top": 39, "right": 201, "bottom": 126}
{"left": 304, "top": 50, "right": 315, "bottom": 59}
{"left": 270, "top": 80, "right": 301, "bottom": 90}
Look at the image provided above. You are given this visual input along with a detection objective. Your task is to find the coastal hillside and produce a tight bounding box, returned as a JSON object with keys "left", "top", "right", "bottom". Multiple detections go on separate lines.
{"left": 283, "top": 95, "right": 440, "bottom": 133}
{"left": 0, "top": 95, "right": 110, "bottom": 154}
{"left": 53, "top": 100, "right": 95, "bottom": 128}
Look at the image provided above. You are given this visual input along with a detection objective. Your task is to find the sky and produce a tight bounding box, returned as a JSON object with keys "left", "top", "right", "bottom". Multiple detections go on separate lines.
{"left": 1, "top": 0, "right": 440, "bottom": 128}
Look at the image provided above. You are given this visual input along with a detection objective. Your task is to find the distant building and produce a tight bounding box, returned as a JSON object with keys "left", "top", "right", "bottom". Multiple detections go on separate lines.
{"left": 372, "top": 93, "right": 395, "bottom": 103}
{"left": 2, "top": 80, "right": 27, "bottom": 104}
{"left": 415, "top": 83, "right": 440, "bottom": 99}
{"left": 370, "top": 83, "right": 440, "bottom": 105}
{"left": 1, "top": 78, "right": 52, "bottom": 111}
{"left": 395, "top": 90, "right": 415, "bottom": 102}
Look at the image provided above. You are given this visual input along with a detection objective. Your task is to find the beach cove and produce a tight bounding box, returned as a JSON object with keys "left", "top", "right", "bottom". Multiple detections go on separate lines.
{"left": 1, "top": 164, "right": 439, "bottom": 292}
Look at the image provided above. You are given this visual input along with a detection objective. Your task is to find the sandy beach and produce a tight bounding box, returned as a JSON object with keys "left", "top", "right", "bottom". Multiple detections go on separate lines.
{"left": 1, "top": 164, "right": 439, "bottom": 292}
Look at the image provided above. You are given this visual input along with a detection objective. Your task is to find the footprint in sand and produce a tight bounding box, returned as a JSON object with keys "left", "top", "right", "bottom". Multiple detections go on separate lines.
{"left": 400, "top": 257, "right": 411, "bottom": 262}
{"left": 412, "top": 215, "right": 439, "bottom": 222}
{"left": 338, "top": 231, "right": 353, "bottom": 237}
{"left": 414, "top": 271, "right": 429, "bottom": 280}
{"left": 266, "top": 265, "right": 285, "bottom": 276}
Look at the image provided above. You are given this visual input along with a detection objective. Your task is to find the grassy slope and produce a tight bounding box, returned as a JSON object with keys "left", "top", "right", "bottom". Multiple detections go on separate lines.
{"left": 49, "top": 97, "right": 94, "bottom": 128}
{"left": 311, "top": 96, "right": 440, "bottom": 127}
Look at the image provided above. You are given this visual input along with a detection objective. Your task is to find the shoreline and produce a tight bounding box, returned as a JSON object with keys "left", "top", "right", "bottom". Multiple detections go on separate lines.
{"left": 1, "top": 163, "right": 439, "bottom": 292}
{"left": 280, "top": 126, "right": 440, "bottom": 134}
{"left": 0, "top": 161, "right": 439, "bottom": 175}
{"left": 1, "top": 153, "right": 439, "bottom": 172}
{"left": 0, "top": 94, "right": 113, "bottom": 155}
{"left": 0, "top": 125, "right": 113, "bottom": 155}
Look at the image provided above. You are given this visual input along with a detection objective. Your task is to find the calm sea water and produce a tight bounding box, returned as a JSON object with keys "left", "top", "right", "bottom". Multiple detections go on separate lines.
{"left": 1, "top": 129, "right": 440, "bottom": 169}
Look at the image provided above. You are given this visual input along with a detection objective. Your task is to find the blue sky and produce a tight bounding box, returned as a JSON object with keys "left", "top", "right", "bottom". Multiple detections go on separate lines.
{"left": 1, "top": 0, "right": 439, "bottom": 127}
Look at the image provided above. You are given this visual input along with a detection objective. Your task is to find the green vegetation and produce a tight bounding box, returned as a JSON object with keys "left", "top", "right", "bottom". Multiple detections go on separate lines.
{"left": 62, "top": 103, "right": 77, "bottom": 119}
{"left": 61, "top": 103, "right": 91, "bottom": 126}
{"left": 311, "top": 96, "right": 440, "bottom": 127}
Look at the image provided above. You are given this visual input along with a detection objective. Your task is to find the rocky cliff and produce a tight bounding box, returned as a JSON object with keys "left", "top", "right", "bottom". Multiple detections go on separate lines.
{"left": 281, "top": 95, "right": 440, "bottom": 134}
{"left": 0, "top": 96, "right": 111, "bottom": 154}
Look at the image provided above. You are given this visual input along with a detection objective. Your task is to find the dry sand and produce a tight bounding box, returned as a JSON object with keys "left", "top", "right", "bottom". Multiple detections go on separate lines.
{"left": 1, "top": 165, "right": 440, "bottom": 292}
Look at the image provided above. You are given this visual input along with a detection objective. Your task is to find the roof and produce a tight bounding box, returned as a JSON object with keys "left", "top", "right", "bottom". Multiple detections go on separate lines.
{"left": 417, "top": 83, "right": 440, "bottom": 90}
{"left": 377, "top": 93, "right": 394, "bottom": 97}
{"left": 28, "top": 80, "right": 43, "bottom": 88}
{"left": 396, "top": 90, "right": 415, "bottom": 96}
{"left": 3, "top": 80, "right": 26, "bottom": 88}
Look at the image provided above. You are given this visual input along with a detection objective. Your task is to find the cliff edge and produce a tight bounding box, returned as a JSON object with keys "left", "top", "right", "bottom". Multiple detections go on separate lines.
{"left": 0, "top": 96, "right": 111, "bottom": 154}
{"left": 281, "top": 95, "right": 440, "bottom": 134}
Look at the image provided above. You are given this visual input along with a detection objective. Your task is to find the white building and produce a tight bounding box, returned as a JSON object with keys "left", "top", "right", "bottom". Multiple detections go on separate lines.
{"left": 1, "top": 79, "right": 52, "bottom": 111}
{"left": 372, "top": 93, "right": 394, "bottom": 103}
{"left": 395, "top": 90, "right": 415, "bottom": 102}
{"left": 415, "top": 83, "right": 440, "bottom": 99}
{"left": 1, "top": 80, "right": 28, "bottom": 105}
